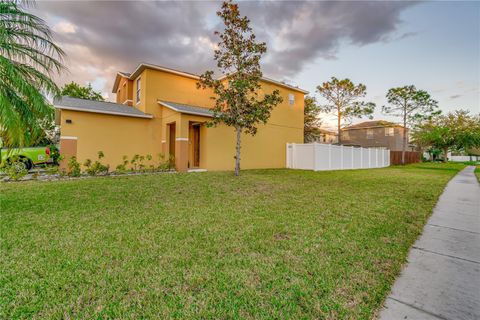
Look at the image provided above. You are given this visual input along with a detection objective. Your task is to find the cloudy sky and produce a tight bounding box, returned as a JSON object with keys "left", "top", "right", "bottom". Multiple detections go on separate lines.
{"left": 32, "top": 0, "right": 479, "bottom": 129}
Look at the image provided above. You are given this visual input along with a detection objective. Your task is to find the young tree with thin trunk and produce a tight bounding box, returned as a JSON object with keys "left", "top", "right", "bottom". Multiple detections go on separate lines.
{"left": 383, "top": 85, "right": 439, "bottom": 164}
{"left": 0, "top": 0, "right": 65, "bottom": 148}
{"left": 304, "top": 96, "right": 322, "bottom": 143}
{"left": 316, "top": 77, "right": 375, "bottom": 144}
{"left": 197, "top": 0, "right": 282, "bottom": 176}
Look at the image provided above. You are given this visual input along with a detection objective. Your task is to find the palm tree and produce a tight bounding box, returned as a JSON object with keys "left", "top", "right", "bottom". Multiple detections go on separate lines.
{"left": 0, "top": 0, "right": 65, "bottom": 148}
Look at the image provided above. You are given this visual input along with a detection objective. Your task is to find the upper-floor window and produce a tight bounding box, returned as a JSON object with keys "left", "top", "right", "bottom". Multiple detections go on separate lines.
{"left": 136, "top": 77, "right": 141, "bottom": 103}
{"left": 366, "top": 129, "right": 374, "bottom": 139}
{"left": 288, "top": 93, "right": 295, "bottom": 106}
{"left": 385, "top": 127, "right": 394, "bottom": 136}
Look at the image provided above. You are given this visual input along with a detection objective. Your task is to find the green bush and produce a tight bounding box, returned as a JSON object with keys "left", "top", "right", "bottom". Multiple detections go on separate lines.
{"left": 84, "top": 151, "right": 109, "bottom": 176}
{"left": 67, "top": 156, "right": 81, "bottom": 177}
{"left": 1, "top": 156, "right": 28, "bottom": 181}
{"left": 115, "top": 155, "right": 129, "bottom": 174}
{"left": 48, "top": 144, "right": 61, "bottom": 164}
{"left": 130, "top": 154, "right": 140, "bottom": 171}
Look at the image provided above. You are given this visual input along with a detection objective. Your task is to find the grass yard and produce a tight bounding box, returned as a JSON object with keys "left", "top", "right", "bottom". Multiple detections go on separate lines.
{"left": 0, "top": 163, "right": 465, "bottom": 319}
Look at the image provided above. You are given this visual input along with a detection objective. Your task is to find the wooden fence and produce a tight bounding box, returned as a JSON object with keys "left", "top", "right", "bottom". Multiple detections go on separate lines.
{"left": 390, "top": 151, "right": 421, "bottom": 165}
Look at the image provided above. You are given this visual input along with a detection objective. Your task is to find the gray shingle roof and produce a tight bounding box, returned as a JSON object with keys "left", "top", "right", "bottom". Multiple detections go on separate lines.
{"left": 343, "top": 120, "right": 401, "bottom": 130}
{"left": 158, "top": 100, "right": 214, "bottom": 117}
{"left": 54, "top": 96, "right": 152, "bottom": 118}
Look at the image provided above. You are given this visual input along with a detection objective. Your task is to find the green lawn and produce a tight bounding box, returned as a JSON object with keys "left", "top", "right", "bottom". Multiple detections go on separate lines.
{"left": 0, "top": 163, "right": 465, "bottom": 319}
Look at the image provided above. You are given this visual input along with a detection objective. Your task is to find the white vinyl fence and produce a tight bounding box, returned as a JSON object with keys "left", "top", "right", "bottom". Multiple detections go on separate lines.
{"left": 286, "top": 143, "right": 390, "bottom": 171}
{"left": 449, "top": 155, "right": 480, "bottom": 162}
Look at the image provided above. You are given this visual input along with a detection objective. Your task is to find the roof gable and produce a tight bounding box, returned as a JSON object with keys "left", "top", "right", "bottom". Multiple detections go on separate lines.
{"left": 117, "top": 63, "right": 309, "bottom": 94}
{"left": 343, "top": 120, "right": 402, "bottom": 130}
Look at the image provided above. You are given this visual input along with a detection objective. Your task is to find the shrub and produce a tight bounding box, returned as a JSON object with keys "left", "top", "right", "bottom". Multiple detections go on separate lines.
{"left": 138, "top": 155, "right": 146, "bottom": 172}
{"left": 84, "top": 151, "right": 109, "bottom": 176}
{"left": 130, "top": 154, "right": 140, "bottom": 171}
{"left": 1, "top": 156, "right": 28, "bottom": 181}
{"left": 146, "top": 154, "right": 155, "bottom": 172}
{"left": 115, "top": 155, "right": 129, "bottom": 174}
{"left": 157, "top": 153, "right": 175, "bottom": 171}
{"left": 48, "top": 144, "right": 61, "bottom": 164}
{"left": 67, "top": 156, "right": 81, "bottom": 177}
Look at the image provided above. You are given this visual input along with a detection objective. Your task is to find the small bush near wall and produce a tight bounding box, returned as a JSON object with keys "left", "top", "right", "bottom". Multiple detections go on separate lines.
{"left": 0, "top": 156, "right": 29, "bottom": 181}
{"left": 1, "top": 152, "right": 176, "bottom": 183}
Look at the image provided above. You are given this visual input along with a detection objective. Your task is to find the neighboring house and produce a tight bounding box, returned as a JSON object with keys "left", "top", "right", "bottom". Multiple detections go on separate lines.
{"left": 54, "top": 63, "right": 308, "bottom": 172}
{"left": 340, "top": 120, "right": 408, "bottom": 151}
{"left": 317, "top": 129, "right": 337, "bottom": 144}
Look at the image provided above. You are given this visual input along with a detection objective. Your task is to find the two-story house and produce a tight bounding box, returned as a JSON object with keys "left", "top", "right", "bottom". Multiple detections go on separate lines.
{"left": 340, "top": 120, "right": 408, "bottom": 151}
{"left": 317, "top": 129, "right": 337, "bottom": 144}
{"left": 54, "top": 63, "right": 307, "bottom": 172}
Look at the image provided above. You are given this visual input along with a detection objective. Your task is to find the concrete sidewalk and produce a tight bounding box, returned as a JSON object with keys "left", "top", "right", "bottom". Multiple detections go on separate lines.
{"left": 379, "top": 166, "right": 480, "bottom": 320}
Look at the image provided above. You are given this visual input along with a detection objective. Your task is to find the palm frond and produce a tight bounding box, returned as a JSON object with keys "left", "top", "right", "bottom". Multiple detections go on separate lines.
{"left": 0, "top": 0, "right": 65, "bottom": 148}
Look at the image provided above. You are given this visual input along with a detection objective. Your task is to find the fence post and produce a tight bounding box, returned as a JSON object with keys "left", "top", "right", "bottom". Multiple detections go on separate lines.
{"left": 360, "top": 147, "right": 363, "bottom": 169}
{"left": 340, "top": 145, "right": 344, "bottom": 169}
{"left": 351, "top": 146, "right": 354, "bottom": 169}
{"left": 368, "top": 148, "right": 373, "bottom": 169}
{"left": 286, "top": 143, "right": 291, "bottom": 168}
{"left": 292, "top": 143, "right": 296, "bottom": 169}
{"left": 328, "top": 144, "right": 332, "bottom": 170}
{"left": 313, "top": 142, "right": 318, "bottom": 171}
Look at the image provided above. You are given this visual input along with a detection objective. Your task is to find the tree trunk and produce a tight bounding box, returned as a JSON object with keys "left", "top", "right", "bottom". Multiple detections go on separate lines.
{"left": 234, "top": 126, "right": 242, "bottom": 176}
{"left": 443, "top": 147, "right": 448, "bottom": 163}
{"left": 402, "top": 113, "right": 407, "bottom": 165}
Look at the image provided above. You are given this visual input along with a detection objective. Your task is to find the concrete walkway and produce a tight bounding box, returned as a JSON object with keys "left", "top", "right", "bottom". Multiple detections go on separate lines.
{"left": 379, "top": 166, "right": 480, "bottom": 320}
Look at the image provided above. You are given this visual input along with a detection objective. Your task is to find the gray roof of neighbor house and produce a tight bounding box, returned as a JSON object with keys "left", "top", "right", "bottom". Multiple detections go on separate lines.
{"left": 158, "top": 100, "right": 214, "bottom": 117}
{"left": 343, "top": 120, "right": 402, "bottom": 130}
{"left": 54, "top": 96, "right": 153, "bottom": 119}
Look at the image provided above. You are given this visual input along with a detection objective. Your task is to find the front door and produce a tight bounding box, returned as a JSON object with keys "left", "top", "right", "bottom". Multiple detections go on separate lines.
{"left": 192, "top": 125, "right": 200, "bottom": 167}
{"left": 169, "top": 123, "right": 176, "bottom": 165}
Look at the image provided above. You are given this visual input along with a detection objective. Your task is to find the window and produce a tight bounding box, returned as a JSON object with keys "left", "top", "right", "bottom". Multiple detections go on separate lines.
{"left": 288, "top": 93, "right": 295, "bottom": 106}
{"left": 342, "top": 131, "right": 350, "bottom": 140}
{"left": 366, "top": 129, "right": 374, "bottom": 139}
{"left": 385, "top": 127, "right": 394, "bottom": 136}
{"left": 136, "top": 77, "right": 141, "bottom": 103}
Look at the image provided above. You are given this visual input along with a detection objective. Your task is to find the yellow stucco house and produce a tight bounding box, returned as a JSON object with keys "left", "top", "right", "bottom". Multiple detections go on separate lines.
{"left": 54, "top": 63, "right": 307, "bottom": 172}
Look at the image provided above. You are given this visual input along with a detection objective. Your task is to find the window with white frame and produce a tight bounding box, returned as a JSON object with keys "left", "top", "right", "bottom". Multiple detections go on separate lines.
{"left": 288, "top": 93, "right": 295, "bottom": 106}
{"left": 385, "top": 127, "right": 394, "bottom": 136}
{"left": 366, "top": 129, "right": 374, "bottom": 139}
{"left": 136, "top": 77, "right": 141, "bottom": 103}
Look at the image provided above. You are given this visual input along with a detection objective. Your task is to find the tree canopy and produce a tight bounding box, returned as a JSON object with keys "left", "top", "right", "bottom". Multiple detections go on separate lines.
{"left": 316, "top": 77, "right": 375, "bottom": 144}
{"left": 197, "top": 0, "right": 282, "bottom": 176}
{"left": 304, "top": 96, "right": 322, "bottom": 143}
{"left": 61, "top": 82, "right": 105, "bottom": 101}
{"left": 383, "top": 85, "right": 439, "bottom": 164}
{"left": 413, "top": 110, "right": 480, "bottom": 161}
{"left": 0, "top": 0, "right": 65, "bottom": 147}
